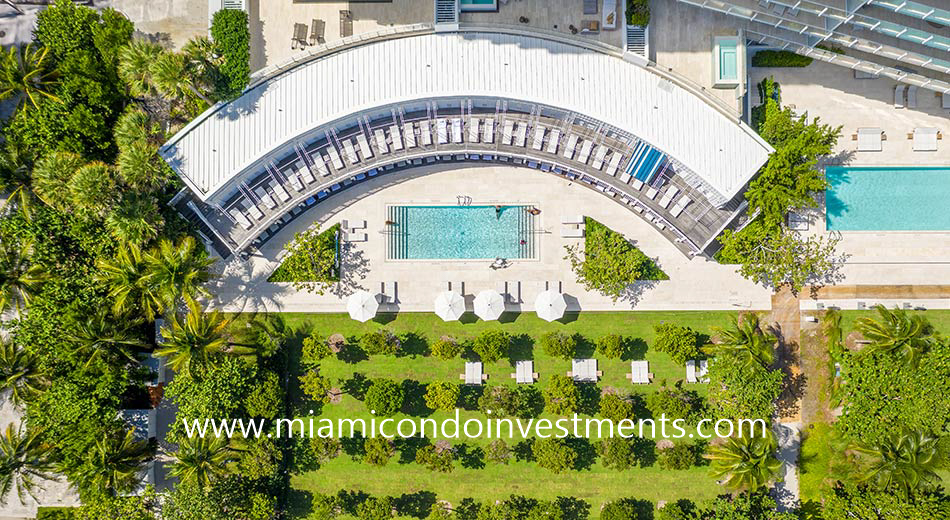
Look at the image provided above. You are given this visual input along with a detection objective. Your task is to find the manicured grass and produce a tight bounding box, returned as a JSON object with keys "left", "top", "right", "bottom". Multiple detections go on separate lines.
{"left": 798, "top": 422, "right": 839, "bottom": 503}
{"left": 839, "top": 309, "right": 950, "bottom": 336}
{"left": 283, "top": 311, "right": 737, "bottom": 518}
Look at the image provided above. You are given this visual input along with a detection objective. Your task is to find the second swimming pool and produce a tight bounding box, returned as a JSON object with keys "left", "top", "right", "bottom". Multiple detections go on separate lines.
{"left": 825, "top": 166, "right": 950, "bottom": 231}
{"left": 387, "top": 205, "right": 537, "bottom": 260}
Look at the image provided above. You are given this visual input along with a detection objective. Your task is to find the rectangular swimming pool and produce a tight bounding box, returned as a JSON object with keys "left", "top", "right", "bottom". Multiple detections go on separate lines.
{"left": 460, "top": 0, "right": 497, "bottom": 12}
{"left": 387, "top": 205, "right": 536, "bottom": 260}
{"left": 825, "top": 166, "right": 950, "bottom": 231}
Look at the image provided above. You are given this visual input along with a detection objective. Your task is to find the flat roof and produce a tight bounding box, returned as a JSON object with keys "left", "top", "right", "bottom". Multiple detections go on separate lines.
{"left": 161, "top": 28, "right": 771, "bottom": 202}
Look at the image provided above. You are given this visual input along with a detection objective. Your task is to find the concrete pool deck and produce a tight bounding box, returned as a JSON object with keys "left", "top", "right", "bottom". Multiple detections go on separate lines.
{"left": 208, "top": 164, "right": 772, "bottom": 314}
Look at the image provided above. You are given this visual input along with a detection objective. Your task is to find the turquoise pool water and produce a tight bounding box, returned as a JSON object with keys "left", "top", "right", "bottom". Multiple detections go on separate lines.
{"left": 718, "top": 40, "right": 738, "bottom": 81}
{"left": 387, "top": 205, "right": 536, "bottom": 259}
{"left": 460, "top": 0, "right": 497, "bottom": 11}
{"left": 825, "top": 166, "right": 950, "bottom": 231}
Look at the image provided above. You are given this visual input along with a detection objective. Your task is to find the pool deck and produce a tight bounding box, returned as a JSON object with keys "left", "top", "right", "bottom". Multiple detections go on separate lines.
{"left": 208, "top": 164, "right": 771, "bottom": 314}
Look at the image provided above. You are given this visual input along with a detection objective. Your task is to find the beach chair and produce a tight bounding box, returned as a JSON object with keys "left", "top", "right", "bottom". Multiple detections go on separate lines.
{"left": 604, "top": 152, "right": 622, "bottom": 176}
{"left": 912, "top": 127, "right": 939, "bottom": 151}
{"left": 436, "top": 118, "right": 449, "bottom": 144}
{"left": 531, "top": 126, "right": 545, "bottom": 150}
{"left": 291, "top": 23, "right": 308, "bottom": 49}
{"left": 343, "top": 139, "right": 359, "bottom": 164}
{"left": 513, "top": 123, "right": 528, "bottom": 147}
{"left": 546, "top": 129, "right": 560, "bottom": 154}
{"left": 894, "top": 84, "right": 906, "bottom": 108}
{"left": 271, "top": 182, "right": 291, "bottom": 202}
{"left": 482, "top": 118, "right": 495, "bottom": 144}
{"left": 501, "top": 120, "right": 514, "bottom": 145}
{"left": 389, "top": 125, "right": 403, "bottom": 151}
{"left": 253, "top": 186, "right": 276, "bottom": 209}
{"left": 646, "top": 186, "right": 659, "bottom": 200}
{"left": 562, "top": 134, "right": 578, "bottom": 159}
{"left": 326, "top": 146, "right": 344, "bottom": 170}
{"left": 576, "top": 140, "right": 593, "bottom": 163}
{"left": 403, "top": 122, "right": 417, "bottom": 148}
{"left": 670, "top": 196, "right": 692, "bottom": 218}
{"left": 356, "top": 134, "right": 374, "bottom": 160}
{"left": 229, "top": 209, "right": 252, "bottom": 230}
{"left": 298, "top": 162, "right": 315, "bottom": 184}
{"left": 659, "top": 186, "right": 680, "bottom": 209}
{"left": 310, "top": 152, "right": 330, "bottom": 176}
{"left": 468, "top": 118, "right": 480, "bottom": 143}
{"left": 856, "top": 128, "right": 883, "bottom": 152}
{"left": 286, "top": 171, "right": 304, "bottom": 192}
{"left": 591, "top": 145, "right": 608, "bottom": 169}
{"left": 420, "top": 121, "right": 433, "bottom": 146}
{"left": 906, "top": 85, "right": 918, "bottom": 108}
{"left": 340, "top": 10, "right": 353, "bottom": 38}
{"left": 374, "top": 129, "right": 389, "bottom": 154}
{"left": 451, "top": 118, "right": 463, "bottom": 143}
{"left": 309, "top": 19, "right": 325, "bottom": 45}
{"left": 242, "top": 201, "right": 264, "bottom": 220}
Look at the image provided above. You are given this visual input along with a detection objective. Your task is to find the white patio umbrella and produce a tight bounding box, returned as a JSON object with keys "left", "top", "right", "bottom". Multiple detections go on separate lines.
{"left": 346, "top": 290, "right": 379, "bottom": 322}
{"left": 473, "top": 290, "right": 505, "bottom": 321}
{"left": 534, "top": 290, "right": 567, "bottom": 322}
{"left": 434, "top": 290, "right": 465, "bottom": 321}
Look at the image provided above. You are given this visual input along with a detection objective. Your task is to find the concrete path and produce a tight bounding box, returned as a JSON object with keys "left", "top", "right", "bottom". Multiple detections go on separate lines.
{"left": 772, "top": 422, "right": 802, "bottom": 512}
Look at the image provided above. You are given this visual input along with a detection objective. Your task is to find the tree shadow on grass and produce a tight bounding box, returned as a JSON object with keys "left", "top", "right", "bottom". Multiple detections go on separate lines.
{"left": 456, "top": 443, "right": 485, "bottom": 469}
{"left": 337, "top": 343, "right": 369, "bottom": 364}
{"left": 395, "top": 490, "right": 438, "bottom": 518}
{"left": 400, "top": 331, "right": 430, "bottom": 357}
{"left": 401, "top": 379, "right": 434, "bottom": 417}
{"left": 514, "top": 438, "right": 536, "bottom": 462}
{"left": 341, "top": 432, "right": 367, "bottom": 460}
{"left": 342, "top": 372, "right": 371, "bottom": 400}
{"left": 566, "top": 436, "right": 597, "bottom": 471}
{"left": 285, "top": 489, "right": 314, "bottom": 518}
{"left": 337, "top": 489, "right": 371, "bottom": 514}
{"left": 394, "top": 435, "right": 430, "bottom": 464}
{"left": 507, "top": 333, "right": 534, "bottom": 364}
{"left": 458, "top": 385, "right": 484, "bottom": 411}
{"left": 577, "top": 383, "right": 602, "bottom": 416}
{"left": 623, "top": 337, "right": 648, "bottom": 360}
{"left": 575, "top": 335, "right": 597, "bottom": 358}
{"left": 556, "top": 497, "right": 591, "bottom": 520}
{"left": 633, "top": 437, "right": 657, "bottom": 467}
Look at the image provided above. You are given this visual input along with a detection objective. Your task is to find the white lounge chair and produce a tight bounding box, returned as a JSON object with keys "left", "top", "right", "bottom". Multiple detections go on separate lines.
{"left": 501, "top": 120, "right": 514, "bottom": 145}
{"left": 299, "top": 163, "right": 315, "bottom": 184}
{"left": 604, "top": 152, "right": 622, "bottom": 176}
{"left": 343, "top": 139, "right": 359, "bottom": 164}
{"left": 513, "top": 122, "right": 528, "bottom": 147}
{"left": 389, "top": 125, "right": 403, "bottom": 151}
{"left": 243, "top": 202, "right": 264, "bottom": 220}
{"left": 229, "top": 209, "right": 252, "bottom": 230}
{"left": 546, "top": 129, "right": 560, "bottom": 154}
{"left": 591, "top": 145, "right": 608, "bottom": 170}
{"left": 562, "top": 215, "right": 585, "bottom": 225}
{"left": 451, "top": 118, "right": 463, "bottom": 144}
{"left": 326, "top": 147, "right": 344, "bottom": 170}
{"left": 483, "top": 118, "right": 495, "bottom": 144}
{"left": 310, "top": 153, "right": 330, "bottom": 176}
{"left": 894, "top": 84, "right": 906, "bottom": 108}
{"left": 906, "top": 85, "right": 917, "bottom": 108}
{"left": 646, "top": 186, "right": 659, "bottom": 200}
{"left": 912, "top": 127, "right": 939, "bottom": 152}
{"left": 420, "top": 121, "right": 433, "bottom": 146}
{"left": 286, "top": 172, "right": 304, "bottom": 192}
{"left": 659, "top": 186, "right": 679, "bottom": 209}
{"left": 576, "top": 140, "right": 593, "bottom": 163}
{"left": 403, "top": 122, "right": 417, "bottom": 148}
{"left": 253, "top": 187, "right": 276, "bottom": 209}
{"left": 356, "top": 134, "right": 373, "bottom": 160}
{"left": 562, "top": 134, "right": 578, "bottom": 159}
{"left": 561, "top": 224, "right": 585, "bottom": 238}
{"left": 670, "top": 196, "right": 692, "bottom": 218}
{"left": 468, "top": 118, "right": 480, "bottom": 143}
{"left": 436, "top": 118, "right": 449, "bottom": 144}
{"left": 686, "top": 360, "right": 697, "bottom": 383}
{"left": 343, "top": 231, "right": 367, "bottom": 242}
{"left": 531, "top": 126, "right": 545, "bottom": 151}
{"left": 272, "top": 182, "right": 291, "bottom": 202}
{"left": 856, "top": 128, "right": 883, "bottom": 152}
{"left": 374, "top": 129, "right": 389, "bottom": 154}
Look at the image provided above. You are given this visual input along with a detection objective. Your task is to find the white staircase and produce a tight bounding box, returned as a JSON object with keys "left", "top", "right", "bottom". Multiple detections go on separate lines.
{"left": 626, "top": 24, "right": 648, "bottom": 58}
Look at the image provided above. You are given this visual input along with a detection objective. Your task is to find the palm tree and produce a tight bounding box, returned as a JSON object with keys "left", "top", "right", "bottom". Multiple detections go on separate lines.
{"left": 31, "top": 150, "right": 84, "bottom": 211}
{"left": 105, "top": 193, "right": 163, "bottom": 246}
{"left": 118, "top": 39, "right": 163, "bottom": 98}
{"left": 67, "top": 161, "right": 117, "bottom": 215}
{"left": 67, "top": 309, "right": 146, "bottom": 370}
{"left": 705, "top": 429, "right": 782, "bottom": 492}
{"left": 141, "top": 236, "right": 214, "bottom": 313}
{"left": 703, "top": 314, "right": 776, "bottom": 369}
{"left": 0, "top": 238, "right": 47, "bottom": 315}
{"left": 0, "top": 141, "right": 36, "bottom": 219}
{"left": 854, "top": 305, "right": 934, "bottom": 366}
{"left": 155, "top": 297, "right": 228, "bottom": 373}
{"left": 0, "top": 44, "right": 59, "bottom": 110}
{"left": 113, "top": 107, "right": 151, "bottom": 150}
{"left": 117, "top": 139, "right": 166, "bottom": 190}
{"left": 851, "top": 429, "right": 943, "bottom": 496}
{"left": 74, "top": 428, "right": 153, "bottom": 497}
{"left": 95, "top": 244, "right": 155, "bottom": 320}
{"left": 0, "top": 423, "right": 54, "bottom": 504}
{"left": 150, "top": 51, "right": 211, "bottom": 105}
{"left": 0, "top": 339, "right": 47, "bottom": 407}
{"left": 170, "top": 434, "right": 235, "bottom": 489}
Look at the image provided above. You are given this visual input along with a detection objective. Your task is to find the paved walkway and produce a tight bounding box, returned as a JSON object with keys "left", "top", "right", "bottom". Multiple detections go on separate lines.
{"left": 772, "top": 421, "right": 802, "bottom": 512}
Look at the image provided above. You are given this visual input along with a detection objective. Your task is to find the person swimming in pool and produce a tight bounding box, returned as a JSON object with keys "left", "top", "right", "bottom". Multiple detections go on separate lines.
{"left": 495, "top": 205, "right": 503, "bottom": 218}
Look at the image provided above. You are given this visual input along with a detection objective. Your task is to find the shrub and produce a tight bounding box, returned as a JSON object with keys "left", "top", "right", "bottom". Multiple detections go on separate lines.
{"left": 597, "top": 334, "right": 628, "bottom": 359}
{"left": 646, "top": 385, "right": 704, "bottom": 421}
{"left": 363, "top": 437, "right": 394, "bottom": 466}
{"left": 302, "top": 333, "right": 333, "bottom": 364}
{"left": 486, "top": 439, "right": 511, "bottom": 465}
{"left": 565, "top": 218, "right": 667, "bottom": 301}
{"left": 653, "top": 323, "right": 700, "bottom": 365}
{"left": 597, "top": 437, "right": 638, "bottom": 470}
{"left": 268, "top": 224, "right": 339, "bottom": 291}
{"left": 626, "top": 0, "right": 650, "bottom": 26}
{"left": 430, "top": 337, "right": 461, "bottom": 360}
{"left": 599, "top": 393, "right": 634, "bottom": 423}
{"left": 359, "top": 329, "right": 402, "bottom": 356}
{"left": 540, "top": 331, "right": 577, "bottom": 360}
{"left": 415, "top": 444, "right": 455, "bottom": 473}
{"left": 751, "top": 50, "right": 813, "bottom": 68}
{"left": 602, "top": 498, "right": 654, "bottom": 520}
{"left": 543, "top": 375, "right": 579, "bottom": 415}
{"left": 299, "top": 371, "right": 334, "bottom": 404}
{"left": 532, "top": 438, "right": 577, "bottom": 473}
{"left": 364, "top": 379, "right": 404, "bottom": 416}
{"left": 472, "top": 330, "right": 510, "bottom": 363}
{"left": 210, "top": 9, "right": 250, "bottom": 99}
{"left": 424, "top": 381, "right": 460, "bottom": 411}
{"left": 356, "top": 496, "right": 394, "bottom": 520}
{"left": 310, "top": 436, "right": 341, "bottom": 464}
{"left": 658, "top": 443, "right": 696, "bottom": 470}
{"left": 245, "top": 371, "right": 282, "bottom": 419}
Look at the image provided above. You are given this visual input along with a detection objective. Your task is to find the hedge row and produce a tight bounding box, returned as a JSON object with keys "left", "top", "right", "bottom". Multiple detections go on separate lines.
{"left": 751, "top": 50, "right": 813, "bottom": 68}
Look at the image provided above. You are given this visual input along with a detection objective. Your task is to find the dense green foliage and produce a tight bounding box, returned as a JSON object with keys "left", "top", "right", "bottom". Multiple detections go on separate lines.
{"left": 653, "top": 323, "right": 700, "bottom": 365}
{"left": 267, "top": 224, "right": 339, "bottom": 289}
{"left": 472, "top": 329, "right": 510, "bottom": 363}
{"left": 565, "top": 218, "right": 667, "bottom": 301}
{"left": 364, "top": 378, "right": 404, "bottom": 416}
{"left": 626, "top": 0, "right": 651, "bottom": 26}
{"left": 706, "top": 355, "right": 783, "bottom": 421}
{"left": 821, "top": 484, "right": 950, "bottom": 519}
{"left": 209, "top": 10, "right": 251, "bottom": 100}
{"left": 543, "top": 374, "right": 580, "bottom": 415}
{"left": 751, "top": 50, "right": 814, "bottom": 68}
{"left": 539, "top": 331, "right": 576, "bottom": 360}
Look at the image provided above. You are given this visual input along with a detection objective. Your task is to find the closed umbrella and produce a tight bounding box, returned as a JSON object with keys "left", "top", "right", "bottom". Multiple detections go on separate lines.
{"left": 347, "top": 290, "right": 378, "bottom": 322}
{"left": 473, "top": 290, "right": 505, "bottom": 321}
{"left": 535, "top": 290, "right": 567, "bottom": 322}
{"left": 434, "top": 290, "right": 465, "bottom": 321}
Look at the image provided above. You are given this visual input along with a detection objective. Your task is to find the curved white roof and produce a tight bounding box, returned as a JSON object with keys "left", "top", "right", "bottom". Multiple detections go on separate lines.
{"left": 161, "top": 29, "right": 771, "bottom": 202}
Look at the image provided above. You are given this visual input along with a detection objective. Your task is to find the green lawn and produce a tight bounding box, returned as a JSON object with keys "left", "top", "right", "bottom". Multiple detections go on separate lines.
{"left": 283, "top": 311, "right": 737, "bottom": 518}
{"left": 839, "top": 309, "right": 950, "bottom": 336}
